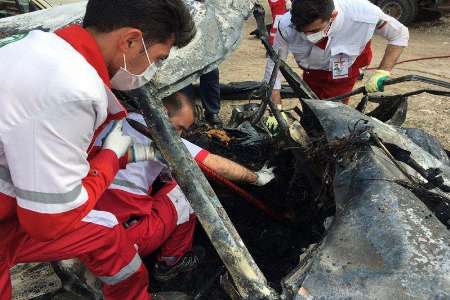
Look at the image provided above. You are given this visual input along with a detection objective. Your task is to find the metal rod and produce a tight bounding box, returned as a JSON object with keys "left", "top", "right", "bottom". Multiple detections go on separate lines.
{"left": 325, "top": 75, "right": 450, "bottom": 103}
{"left": 136, "top": 88, "right": 277, "bottom": 300}
{"left": 267, "top": 92, "right": 290, "bottom": 137}
{"left": 251, "top": 52, "right": 281, "bottom": 125}
{"left": 370, "top": 132, "right": 418, "bottom": 184}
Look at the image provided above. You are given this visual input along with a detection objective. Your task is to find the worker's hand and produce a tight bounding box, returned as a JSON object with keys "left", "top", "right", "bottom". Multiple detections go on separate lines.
{"left": 128, "top": 143, "right": 160, "bottom": 163}
{"left": 265, "top": 112, "right": 288, "bottom": 135}
{"left": 253, "top": 162, "right": 276, "bottom": 186}
{"left": 365, "top": 69, "right": 391, "bottom": 93}
{"left": 266, "top": 115, "right": 279, "bottom": 133}
{"left": 102, "top": 120, "right": 133, "bottom": 158}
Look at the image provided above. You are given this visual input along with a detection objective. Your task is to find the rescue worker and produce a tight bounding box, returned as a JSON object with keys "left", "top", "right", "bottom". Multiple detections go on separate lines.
{"left": 264, "top": 0, "right": 409, "bottom": 130}
{"left": 267, "top": 0, "right": 291, "bottom": 46}
{"left": 0, "top": 0, "right": 195, "bottom": 299}
{"left": 95, "top": 90, "right": 276, "bottom": 283}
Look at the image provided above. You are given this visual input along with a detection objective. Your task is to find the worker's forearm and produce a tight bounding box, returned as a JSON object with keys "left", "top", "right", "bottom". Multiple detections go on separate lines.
{"left": 379, "top": 44, "right": 405, "bottom": 72}
{"left": 272, "top": 90, "right": 282, "bottom": 106}
{"left": 202, "top": 154, "right": 257, "bottom": 184}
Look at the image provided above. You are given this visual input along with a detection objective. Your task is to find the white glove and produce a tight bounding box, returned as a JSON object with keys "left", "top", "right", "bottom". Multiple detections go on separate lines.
{"left": 253, "top": 162, "right": 276, "bottom": 186}
{"left": 129, "top": 143, "right": 158, "bottom": 162}
{"left": 102, "top": 120, "right": 132, "bottom": 158}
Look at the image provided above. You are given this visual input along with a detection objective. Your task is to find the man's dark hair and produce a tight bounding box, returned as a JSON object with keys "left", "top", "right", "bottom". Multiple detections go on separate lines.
{"left": 83, "top": 0, "right": 196, "bottom": 48}
{"left": 163, "top": 90, "right": 192, "bottom": 117}
{"left": 291, "top": 0, "right": 335, "bottom": 32}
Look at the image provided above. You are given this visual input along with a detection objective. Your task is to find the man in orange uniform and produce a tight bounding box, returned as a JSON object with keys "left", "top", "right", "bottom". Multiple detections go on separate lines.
{"left": 0, "top": 1, "right": 195, "bottom": 299}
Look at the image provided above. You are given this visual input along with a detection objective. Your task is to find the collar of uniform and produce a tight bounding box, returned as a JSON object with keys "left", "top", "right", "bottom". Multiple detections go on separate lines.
{"left": 55, "top": 25, "right": 111, "bottom": 87}
{"left": 105, "top": 88, "right": 127, "bottom": 120}
{"left": 55, "top": 25, "right": 127, "bottom": 120}
{"left": 323, "top": 2, "right": 344, "bottom": 50}
{"left": 328, "top": 2, "right": 344, "bottom": 37}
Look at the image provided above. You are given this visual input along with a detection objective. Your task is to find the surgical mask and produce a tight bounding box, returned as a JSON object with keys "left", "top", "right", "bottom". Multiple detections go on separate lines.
{"left": 111, "top": 37, "right": 158, "bottom": 91}
{"left": 305, "top": 30, "right": 326, "bottom": 44}
{"left": 304, "top": 20, "right": 333, "bottom": 44}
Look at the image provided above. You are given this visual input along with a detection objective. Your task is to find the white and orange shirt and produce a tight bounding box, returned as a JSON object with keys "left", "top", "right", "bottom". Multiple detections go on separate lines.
{"left": 0, "top": 25, "right": 126, "bottom": 241}
{"left": 264, "top": 0, "right": 410, "bottom": 88}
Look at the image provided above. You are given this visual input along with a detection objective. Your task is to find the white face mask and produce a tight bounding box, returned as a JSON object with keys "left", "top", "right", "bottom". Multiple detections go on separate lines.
{"left": 305, "top": 30, "right": 326, "bottom": 44}
{"left": 111, "top": 37, "right": 159, "bottom": 91}
{"left": 304, "top": 20, "right": 333, "bottom": 44}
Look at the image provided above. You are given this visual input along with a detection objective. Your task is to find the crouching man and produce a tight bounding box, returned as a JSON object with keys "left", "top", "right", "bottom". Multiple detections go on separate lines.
{"left": 264, "top": 0, "right": 409, "bottom": 131}
{"left": 95, "top": 90, "right": 275, "bottom": 284}
{"left": 0, "top": 0, "right": 194, "bottom": 299}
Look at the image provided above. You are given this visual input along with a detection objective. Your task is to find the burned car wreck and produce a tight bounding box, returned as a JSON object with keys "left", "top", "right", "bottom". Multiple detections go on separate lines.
{"left": 2, "top": 1, "right": 450, "bottom": 299}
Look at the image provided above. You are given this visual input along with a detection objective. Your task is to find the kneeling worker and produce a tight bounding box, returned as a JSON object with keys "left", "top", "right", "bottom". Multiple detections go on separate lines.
{"left": 0, "top": 0, "right": 194, "bottom": 299}
{"left": 95, "top": 90, "right": 275, "bottom": 286}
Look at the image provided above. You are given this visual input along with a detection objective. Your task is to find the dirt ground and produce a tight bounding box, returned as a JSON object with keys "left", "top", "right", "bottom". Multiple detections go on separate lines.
{"left": 218, "top": 10, "right": 450, "bottom": 149}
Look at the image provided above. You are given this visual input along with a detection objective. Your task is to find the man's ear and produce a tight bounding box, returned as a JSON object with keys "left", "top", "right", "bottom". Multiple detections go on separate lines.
{"left": 331, "top": 10, "right": 338, "bottom": 20}
{"left": 164, "top": 106, "right": 171, "bottom": 117}
{"left": 118, "top": 28, "right": 143, "bottom": 54}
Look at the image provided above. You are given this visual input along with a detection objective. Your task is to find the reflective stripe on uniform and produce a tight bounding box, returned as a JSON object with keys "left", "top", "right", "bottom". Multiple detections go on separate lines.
{"left": 0, "top": 166, "right": 15, "bottom": 197}
{"left": 0, "top": 165, "right": 89, "bottom": 212}
{"left": 17, "top": 186, "right": 89, "bottom": 214}
{"left": 82, "top": 209, "right": 119, "bottom": 228}
{"left": 109, "top": 179, "right": 149, "bottom": 196}
{"left": 167, "top": 185, "right": 193, "bottom": 225}
{"left": 15, "top": 184, "right": 83, "bottom": 204}
{"left": 97, "top": 252, "right": 142, "bottom": 285}
{"left": 0, "top": 165, "right": 12, "bottom": 183}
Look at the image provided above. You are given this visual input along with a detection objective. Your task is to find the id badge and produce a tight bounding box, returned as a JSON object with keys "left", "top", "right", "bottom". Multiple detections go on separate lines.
{"left": 331, "top": 55, "right": 349, "bottom": 79}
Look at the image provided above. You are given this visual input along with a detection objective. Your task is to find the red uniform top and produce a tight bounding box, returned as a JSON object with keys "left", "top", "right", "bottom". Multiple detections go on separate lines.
{"left": 268, "top": 0, "right": 287, "bottom": 45}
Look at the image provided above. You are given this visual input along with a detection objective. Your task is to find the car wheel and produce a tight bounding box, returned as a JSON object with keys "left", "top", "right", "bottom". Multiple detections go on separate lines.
{"left": 377, "top": 0, "right": 418, "bottom": 24}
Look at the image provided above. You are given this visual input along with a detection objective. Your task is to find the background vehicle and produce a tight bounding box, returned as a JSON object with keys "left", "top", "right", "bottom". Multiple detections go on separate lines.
{"left": 1, "top": 0, "right": 447, "bottom": 23}
{"left": 370, "top": 0, "right": 444, "bottom": 24}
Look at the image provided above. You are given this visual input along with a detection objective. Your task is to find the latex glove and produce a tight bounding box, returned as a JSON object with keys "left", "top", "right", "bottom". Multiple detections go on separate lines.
{"left": 128, "top": 143, "right": 159, "bottom": 162}
{"left": 253, "top": 162, "right": 276, "bottom": 186}
{"left": 266, "top": 115, "right": 279, "bottom": 133}
{"left": 365, "top": 69, "right": 391, "bottom": 93}
{"left": 102, "top": 120, "right": 132, "bottom": 158}
{"left": 265, "top": 112, "right": 288, "bottom": 135}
